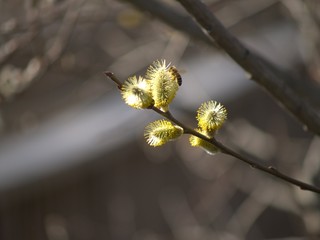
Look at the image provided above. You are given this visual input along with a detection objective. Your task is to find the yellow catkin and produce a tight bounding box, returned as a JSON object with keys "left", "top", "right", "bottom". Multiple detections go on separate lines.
{"left": 144, "top": 119, "right": 183, "bottom": 147}
{"left": 189, "top": 129, "right": 219, "bottom": 155}
{"left": 146, "top": 60, "right": 179, "bottom": 111}
{"left": 121, "top": 76, "right": 154, "bottom": 109}
{"left": 196, "top": 100, "right": 227, "bottom": 132}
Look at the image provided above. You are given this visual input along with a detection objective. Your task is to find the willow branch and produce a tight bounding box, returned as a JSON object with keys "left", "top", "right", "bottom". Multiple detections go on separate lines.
{"left": 105, "top": 71, "right": 320, "bottom": 194}
{"left": 175, "top": 0, "right": 320, "bottom": 135}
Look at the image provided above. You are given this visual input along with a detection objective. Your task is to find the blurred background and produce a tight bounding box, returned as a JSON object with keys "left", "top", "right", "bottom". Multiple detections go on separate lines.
{"left": 0, "top": 0, "right": 320, "bottom": 239}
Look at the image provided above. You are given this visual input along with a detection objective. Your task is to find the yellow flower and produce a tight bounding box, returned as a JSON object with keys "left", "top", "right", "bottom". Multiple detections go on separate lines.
{"left": 189, "top": 129, "right": 219, "bottom": 155}
{"left": 121, "top": 76, "right": 154, "bottom": 109}
{"left": 196, "top": 100, "right": 227, "bottom": 132}
{"left": 144, "top": 119, "right": 183, "bottom": 147}
{"left": 146, "top": 59, "right": 179, "bottom": 111}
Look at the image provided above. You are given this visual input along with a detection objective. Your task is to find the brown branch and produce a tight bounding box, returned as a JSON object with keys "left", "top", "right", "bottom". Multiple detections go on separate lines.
{"left": 122, "top": 0, "right": 212, "bottom": 45}
{"left": 175, "top": 0, "right": 320, "bottom": 135}
{"left": 0, "top": 32, "right": 37, "bottom": 66}
{"left": 0, "top": 0, "right": 83, "bottom": 103}
{"left": 105, "top": 71, "right": 320, "bottom": 194}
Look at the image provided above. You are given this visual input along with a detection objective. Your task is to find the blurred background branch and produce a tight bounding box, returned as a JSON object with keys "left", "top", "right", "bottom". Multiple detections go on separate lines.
{"left": 175, "top": 0, "right": 320, "bottom": 135}
{"left": 121, "top": 0, "right": 212, "bottom": 45}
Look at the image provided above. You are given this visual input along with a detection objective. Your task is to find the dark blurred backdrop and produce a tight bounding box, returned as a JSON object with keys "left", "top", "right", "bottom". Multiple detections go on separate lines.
{"left": 0, "top": 0, "right": 320, "bottom": 239}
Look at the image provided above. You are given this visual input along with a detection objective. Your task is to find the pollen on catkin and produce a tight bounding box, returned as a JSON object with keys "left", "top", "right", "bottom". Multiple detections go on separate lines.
{"left": 189, "top": 129, "right": 219, "bottom": 155}
{"left": 146, "top": 59, "right": 179, "bottom": 111}
{"left": 196, "top": 100, "right": 227, "bottom": 133}
{"left": 144, "top": 119, "right": 183, "bottom": 147}
{"left": 121, "top": 76, "right": 154, "bottom": 109}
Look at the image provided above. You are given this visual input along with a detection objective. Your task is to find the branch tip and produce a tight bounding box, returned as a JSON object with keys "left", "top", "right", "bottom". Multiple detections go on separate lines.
{"left": 104, "top": 71, "right": 122, "bottom": 89}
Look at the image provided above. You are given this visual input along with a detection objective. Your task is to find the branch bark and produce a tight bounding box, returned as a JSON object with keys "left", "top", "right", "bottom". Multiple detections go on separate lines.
{"left": 122, "top": 0, "right": 212, "bottom": 44}
{"left": 174, "top": 0, "right": 320, "bottom": 135}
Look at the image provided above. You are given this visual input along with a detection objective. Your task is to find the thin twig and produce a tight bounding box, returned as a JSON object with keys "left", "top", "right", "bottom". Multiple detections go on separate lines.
{"left": 105, "top": 72, "right": 320, "bottom": 194}
{"left": 104, "top": 72, "right": 123, "bottom": 90}
{"left": 176, "top": 0, "right": 320, "bottom": 135}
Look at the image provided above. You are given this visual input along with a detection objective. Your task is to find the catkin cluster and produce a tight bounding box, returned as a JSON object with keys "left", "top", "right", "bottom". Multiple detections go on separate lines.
{"left": 121, "top": 59, "right": 179, "bottom": 111}
{"left": 120, "top": 59, "right": 227, "bottom": 154}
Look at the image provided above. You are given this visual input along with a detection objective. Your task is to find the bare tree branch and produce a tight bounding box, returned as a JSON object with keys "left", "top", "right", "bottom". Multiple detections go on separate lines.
{"left": 175, "top": 0, "right": 320, "bottom": 135}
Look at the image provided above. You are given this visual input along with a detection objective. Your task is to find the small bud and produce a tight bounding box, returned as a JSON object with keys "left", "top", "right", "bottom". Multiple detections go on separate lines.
{"left": 146, "top": 59, "right": 179, "bottom": 111}
{"left": 196, "top": 100, "right": 227, "bottom": 133}
{"left": 121, "top": 76, "right": 154, "bottom": 109}
{"left": 189, "top": 129, "right": 219, "bottom": 155}
{"left": 144, "top": 119, "right": 183, "bottom": 147}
